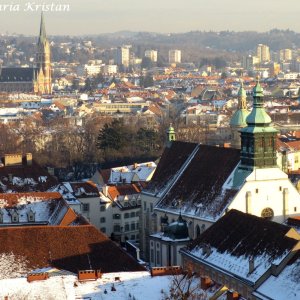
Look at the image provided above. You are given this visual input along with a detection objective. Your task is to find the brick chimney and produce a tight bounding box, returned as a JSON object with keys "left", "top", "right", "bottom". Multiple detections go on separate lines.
{"left": 200, "top": 276, "right": 212, "bottom": 290}
{"left": 26, "top": 153, "right": 32, "bottom": 166}
{"left": 227, "top": 290, "right": 239, "bottom": 300}
{"left": 249, "top": 256, "right": 255, "bottom": 274}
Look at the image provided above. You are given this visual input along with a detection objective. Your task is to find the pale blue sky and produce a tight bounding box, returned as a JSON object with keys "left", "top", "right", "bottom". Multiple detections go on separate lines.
{"left": 1, "top": 0, "right": 300, "bottom": 35}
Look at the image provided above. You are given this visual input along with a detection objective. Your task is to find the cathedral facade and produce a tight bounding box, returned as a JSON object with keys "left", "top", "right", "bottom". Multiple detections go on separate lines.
{"left": 0, "top": 13, "right": 52, "bottom": 95}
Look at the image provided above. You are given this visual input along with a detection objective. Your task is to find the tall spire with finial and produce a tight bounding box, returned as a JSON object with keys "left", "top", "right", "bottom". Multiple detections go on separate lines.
{"left": 230, "top": 79, "right": 249, "bottom": 149}
{"left": 38, "top": 12, "right": 47, "bottom": 45}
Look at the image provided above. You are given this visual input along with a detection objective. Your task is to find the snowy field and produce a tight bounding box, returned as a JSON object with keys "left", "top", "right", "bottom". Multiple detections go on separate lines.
{"left": 0, "top": 272, "right": 173, "bottom": 300}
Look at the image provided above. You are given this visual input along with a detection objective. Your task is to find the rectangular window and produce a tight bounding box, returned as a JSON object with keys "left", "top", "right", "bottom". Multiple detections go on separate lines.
{"left": 130, "top": 235, "right": 135, "bottom": 240}
{"left": 255, "top": 188, "right": 259, "bottom": 193}
{"left": 100, "top": 205, "right": 106, "bottom": 211}
{"left": 82, "top": 203, "right": 90, "bottom": 212}
{"left": 150, "top": 203, "right": 153, "bottom": 212}
{"left": 131, "top": 212, "right": 135, "bottom": 218}
{"left": 295, "top": 207, "right": 297, "bottom": 212}
{"left": 125, "top": 224, "right": 130, "bottom": 231}
{"left": 113, "top": 224, "right": 121, "bottom": 232}
{"left": 124, "top": 213, "right": 129, "bottom": 218}
{"left": 113, "top": 214, "right": 121, "bottom": 219}
{"left": 131, "top": 223, "right": 135, "bottom": 230}
{"left": 100, "top": 217, "right": 106, "bottom": 223}
{"left": 143, "top": 202, "right": 147, "bottom": 211}
{"left": 100, "top": 227, "right": 106, "bottom": 233}
{"left": 136, "top": 222, "right": 139, "bottom": 230}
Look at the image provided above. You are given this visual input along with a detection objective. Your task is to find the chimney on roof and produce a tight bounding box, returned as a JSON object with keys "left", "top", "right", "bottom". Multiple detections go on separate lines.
{"left": 103, "top": 185, "right": 109, "bottom": 197}
{"left": 26, "top": 153, "right": 32, "bottom": 166}
{"left": 249, "top": 256, "right": 255, "bottom": 274}
{"left": 227, "top": 290, "right": 239, "bottom": 300}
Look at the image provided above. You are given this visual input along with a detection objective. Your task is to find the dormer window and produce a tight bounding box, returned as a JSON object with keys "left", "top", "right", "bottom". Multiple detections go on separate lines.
{"left": 27, "top": 209, "right": 35, "bottom": 222}
{"left": 11, "top": 211, "right": 19, "bottom": 223}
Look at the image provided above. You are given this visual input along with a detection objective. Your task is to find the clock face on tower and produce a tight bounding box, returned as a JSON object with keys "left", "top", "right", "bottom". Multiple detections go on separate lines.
{"left": 261, "top": 207, "right": 274, "bottom": 220}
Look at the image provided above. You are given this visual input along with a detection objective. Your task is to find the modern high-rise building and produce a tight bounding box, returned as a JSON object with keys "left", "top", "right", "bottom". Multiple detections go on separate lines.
{"left": 257, "top": 44, "right": 270, "bottom": 63}
{"left": 168, "top": 49, "right": 181, "bottom": 64}
{"left": 116, "top": 46, "right": 130, "bottom": 68}
{"left": 0, "top": 13, "right": 52, "bottom": 94}
{"left": 145, "top": 50, "right": 158, "bottom": 62}
{"left": 242, "top": 55, "right": 260, "bottom": 69}
{"left": 280, "top": 49, "right": 293, "bottom": 61}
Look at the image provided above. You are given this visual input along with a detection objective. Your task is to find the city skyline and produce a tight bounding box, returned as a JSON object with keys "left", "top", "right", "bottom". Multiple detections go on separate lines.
{"left": 0, "top": 0, "right": 300, "bottom": 35}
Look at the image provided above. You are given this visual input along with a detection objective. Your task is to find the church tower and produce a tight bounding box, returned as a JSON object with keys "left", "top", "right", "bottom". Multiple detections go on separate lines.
{"left": 166, "top": 124, "right": 176, "bottom": 148}
{"left": 240, "top": 78, "right": 278, "bottom": 170}
{"left": 35, "top": 13, "right": 52, "bottom": 94}
{"left": 230, "top": 80, "right": 249, "bottom": 149}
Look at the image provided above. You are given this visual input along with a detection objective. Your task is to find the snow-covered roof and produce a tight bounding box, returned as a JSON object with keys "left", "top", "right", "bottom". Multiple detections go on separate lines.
{"left": 109, "top": 162, "right": 156, "bottom": 184}
{"left": 0, "top": 192, "right": 68, "bottom": 226}
{"left": 182, "top": 210, "right": 300, "bottom": 286}
{"left": 254, "top": 256, "right": 300, "bottom": 300}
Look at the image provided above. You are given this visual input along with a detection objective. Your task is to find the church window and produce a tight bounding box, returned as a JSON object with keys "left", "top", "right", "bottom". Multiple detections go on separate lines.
{"left": 279, "top": 186, "right": 282, "bottom": 191}
{"left": 294, "top": 207, "right": 297, "bottom": 212}
{"left": 261, "top": 208, "right": 274, "bottom": 220}
{"left": 255, "top": 188, "right": 259, "bottom": 193}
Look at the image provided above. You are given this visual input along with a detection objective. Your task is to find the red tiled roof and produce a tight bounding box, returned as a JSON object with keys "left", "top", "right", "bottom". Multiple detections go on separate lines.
{"left": 0, "top": 192, "right": 62, "bottom": 208}
{"left": 0, "top": 225, "right": 145, "bottom": 273}
{"left": 108, "top": 184, "right": 141, "bottom": 200}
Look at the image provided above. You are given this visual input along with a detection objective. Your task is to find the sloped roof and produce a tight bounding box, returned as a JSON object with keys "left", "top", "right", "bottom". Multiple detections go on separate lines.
{"left": 0, "top": 225, "right": 145, "bottom": 273}
{"left": 107, "top": 184, "right": 141, "bottom": 200}
{"left": 0, "top": 192, "right": 62, "bottom": 208}
{"left": 144, "top": 141, "right": 198, "bottom": 195}
{"left": 184, "top": 210, "right": 299, "bottom": 284}
{"left": 0, "top": 160, "right": 58, "bottom": 193}
{"left": 0, "top": 68, "right": 38, "bottom": 82}
{"left": 157, "top": 145, "right": 240, "bottom": 220}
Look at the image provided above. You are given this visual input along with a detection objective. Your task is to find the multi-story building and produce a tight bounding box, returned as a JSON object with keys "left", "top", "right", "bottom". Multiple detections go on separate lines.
{"left": 257, "top": 44, "right": 270, "bottom": 63}
{"left": 102, "top": 64, "right": 118, "bottom": 75}
{"left": 242, "top": 55, "right": 260, "bottom": 69}
{"left": 280, "top": 48, "right": 293, "bottom": 61}
{"left": 116, "top": 46, "right": 130, "bottom": 68}
{"left": 145, "top": 50, "right": 158, "bottom": 62}
{"left": 168, "top": 50, "right": 181, "bottom": 64}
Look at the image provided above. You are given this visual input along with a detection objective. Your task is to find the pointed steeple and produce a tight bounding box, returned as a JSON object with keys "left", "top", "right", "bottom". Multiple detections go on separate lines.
{"left": 38, "top": 12, "right": 47, "bottom": 45}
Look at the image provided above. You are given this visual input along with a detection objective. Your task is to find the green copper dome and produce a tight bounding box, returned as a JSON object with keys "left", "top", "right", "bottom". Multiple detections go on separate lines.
{"left": 230, "top": 80, "right": 249, "bottom": 127}
{"left": 246, "top": 79, "right": 271, "bottom": 126}
{"left": 163, "top": 213, "right": 189, "bottom": 240}
{"left": 253, "top": 80, "right": 264, "bottom": 98}
{"left": 230, "top": 109, "right": 250, "bottom": 127}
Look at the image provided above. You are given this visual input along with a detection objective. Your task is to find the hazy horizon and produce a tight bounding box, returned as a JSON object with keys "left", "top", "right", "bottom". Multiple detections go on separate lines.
{"left": 0, "top": 0, "right": 300, "bottom": 36}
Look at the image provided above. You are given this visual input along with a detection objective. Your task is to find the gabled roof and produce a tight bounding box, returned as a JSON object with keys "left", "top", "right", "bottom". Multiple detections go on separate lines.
{"left": 144, "top": 141, "right": 198, "bottom": 195}
{"left": 0, "top": 225, "right": 145, "bottom": 273}
{"left": 156, "top": 145, "right": 240, "bottom": 220}
{"left": 184, "top": 210, "right": 299, "bottom": 284}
